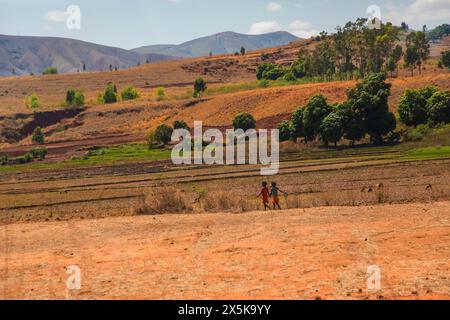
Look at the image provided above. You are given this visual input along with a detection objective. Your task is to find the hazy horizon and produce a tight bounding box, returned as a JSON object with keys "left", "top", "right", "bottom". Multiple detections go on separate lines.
{"left": 0, "top": 0, "right": 449, "bottom": 49}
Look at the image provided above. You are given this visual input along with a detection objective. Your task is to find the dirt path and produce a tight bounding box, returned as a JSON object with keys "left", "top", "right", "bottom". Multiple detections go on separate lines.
{"left": 1, "top": 201, "right": 449, "bottom": 300}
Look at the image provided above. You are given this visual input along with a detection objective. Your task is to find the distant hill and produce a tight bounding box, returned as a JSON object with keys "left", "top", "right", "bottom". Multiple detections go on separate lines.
{"left": 132, "top": 31, "right": 299, "bottom": 58}
{"left": 0, "top": 34, "right": 176, "bottom": 76}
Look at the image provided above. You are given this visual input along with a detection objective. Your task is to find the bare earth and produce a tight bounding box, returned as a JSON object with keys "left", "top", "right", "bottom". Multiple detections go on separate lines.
{"left": 1, "top": 201, "right": 449, "bottom": 300}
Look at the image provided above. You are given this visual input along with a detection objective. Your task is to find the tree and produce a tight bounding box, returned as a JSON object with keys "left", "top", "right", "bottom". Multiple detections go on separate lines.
{"left": 290, "top": 108, "right": 305, "bottom": 140}
{"left": 32, "top": 127, "right": 45, "bottom": 144}
{"left": 173, "top": 120, "right": 190, "bottom": 131}
{"left": 240, "top": 46, "right": 246, "bottom": 56}
{"left": 404, "top": 46, "right": 419, "bottom": 76}
{"left": 441, "top": 50, "right": 450, "bottom": 69}
{"left": 66, "top": 89, "right": 85, "bottom": 106}
{"left": 193, "top": 78, "right": 207, "bottom": 98}
{"left": 302, "top": 95, "right": 332, "bottom": 142}
{"left": 103, "top": 82, "right": 118, "bottom": 104}
{"left": 83, "top": 63, "right": 86, "bottom": 71}
{"left": 232, "top": 113, "right": 256, "bottom": 131}
{"left": 347, "top": 73, "right": 396, "bottom": 144}
{"left": 334, "top": 103, "right": 365, "bottom": 145}
{"left": 154, "top": 124, "right": 174, "bottom": 145}
{"left": 25, "top": 93, "right": 41, "bottom": 109}
{"left": 256, "top": 62, "right": 286, "bottom": 80}
{"left": 319, "top": 112, "right": 344, "bottom": 146}
{"left": 42, "top": 67, "right": 58, "bottom": 75}
{"left": 277, "top": 120, "right": 294, "bottom": 142}
{"left": 121, "top": 85, "right": 140, "bottom": 101}
{"left": 398, "top": 88, "right": 436, "bottom": 126}
{"left": 427, "top": 90, "right": 450, "bottom": 125}
{"left": 406, "top": 32, "right": 430, "bottom": 74}
{"left": 156, "top": 87, "right": 165, "bottom": 101}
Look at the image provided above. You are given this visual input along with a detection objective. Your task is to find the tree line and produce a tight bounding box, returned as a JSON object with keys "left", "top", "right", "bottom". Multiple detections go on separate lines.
{"left": 257, "top": 19, "right": 432, "bottom": 82}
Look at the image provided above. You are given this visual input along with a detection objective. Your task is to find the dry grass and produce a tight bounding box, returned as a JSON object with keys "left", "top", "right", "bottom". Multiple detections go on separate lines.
{"left": 133, "top": 185, "right": 192, "bottom": 215}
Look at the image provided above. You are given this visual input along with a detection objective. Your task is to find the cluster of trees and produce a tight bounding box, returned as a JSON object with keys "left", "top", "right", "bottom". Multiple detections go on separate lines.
{"left": 277, "top": 73, "right": 397, "bottom": 146}
{"left": 42, "top": 67, "right": 58, "bottom": 75}
{"left": 0, "top": 146, "right": 47, "bottom": 166}
{"left": 149, "top": 120, "right": 190, "bottom": 146}
{"left": 427, "top": 24, "right": 450, "bottom": 41}
{"left": 257, "top": 19, "right": 431, "bottom": 82}
{"left": 398, "top": 87, "right": 450, "bottom": 127}
{"left": 66, "top": 89, "right": 85, "bottom": 107}
{"left": 98, "top": 83, "right": 140, "bottom": 104}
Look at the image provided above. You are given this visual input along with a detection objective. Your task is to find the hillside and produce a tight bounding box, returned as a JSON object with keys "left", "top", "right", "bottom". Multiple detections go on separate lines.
{"left": 0, "top": 34, "right": 176, "bottom": 76}
{"left": 132, "top": 31, "right": 298, "bottom": 57}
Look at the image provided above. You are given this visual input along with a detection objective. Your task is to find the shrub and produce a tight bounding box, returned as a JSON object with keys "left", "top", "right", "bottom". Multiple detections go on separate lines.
{"left": 193, "top": 78, "right": 207, "bottom": 98}
{"left": 427, "top": 90, "right": 450, "bottom": 125}
{"left": 441, "top": 50, "right": 450, "bottom": 69}
{"left": 103, "top": 82, "right": 118, "bottom": 104}
{"left": 42, "top": 67, "right": 58, "bottom": 75}
{"left": 277, "top": 120, "right": 294, "bottom": 142}
{"left": 17, "top": 153, "right": 34, "bottom": 164}
{"left": 156, "top": 87, "right": 165, "bottom": 101}
{"left": 232, "top": 113, "right": 256, "bottom": 131}
{"left": 31, "top": 127, "right": 45, "bottom": 144}
{"left": 0, "top": 155, "right": 8, "bottom": 165}
{"left": 121, "top": 85, "right": 140, "bottom": 101}
{"left": 25, "top": 93, "right": 41, "bottom": 109}
{"left": 66, "top": 89, "right": 85, "bottom": 106}
{"left": 173, "top": 120, "right": 190, "bottom": 131}
{"left": 30, "top": 147, "right": 47, "bottom": 160}
{"left": 153, "top": 124, "right": 174, "bottom": 145}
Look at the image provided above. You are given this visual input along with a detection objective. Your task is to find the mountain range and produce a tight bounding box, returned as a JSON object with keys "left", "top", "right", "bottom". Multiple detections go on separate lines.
{"left": 0, "top": 31, "right": 298, "bottom": 76}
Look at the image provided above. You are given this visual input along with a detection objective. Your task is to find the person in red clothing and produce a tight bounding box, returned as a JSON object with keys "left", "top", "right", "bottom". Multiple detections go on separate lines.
{"left": 257, "top": 181, "right": 271, "bottom": 211}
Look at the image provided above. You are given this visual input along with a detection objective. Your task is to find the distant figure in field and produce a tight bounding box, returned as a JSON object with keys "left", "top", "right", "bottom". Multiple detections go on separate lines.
{"left": 257, "top": 182, "right": 271, "bottom": 211}
{"left": 270, "top": 182, "right": 285, "bottom": 210}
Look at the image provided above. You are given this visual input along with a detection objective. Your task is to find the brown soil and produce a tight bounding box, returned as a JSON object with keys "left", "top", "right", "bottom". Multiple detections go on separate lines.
{"left": 1, "top": 201, "right": 449, "bottom": 300}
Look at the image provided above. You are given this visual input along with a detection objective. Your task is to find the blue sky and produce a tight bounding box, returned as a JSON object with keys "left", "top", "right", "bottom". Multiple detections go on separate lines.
{"left": 0, "top": 0, "right": 449, "bottom": 49}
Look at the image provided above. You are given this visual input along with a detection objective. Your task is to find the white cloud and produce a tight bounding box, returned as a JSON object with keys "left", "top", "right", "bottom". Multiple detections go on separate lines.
{"left": 267, "top": 2, "right": 282, "bottom": 12}
{"left": 248, "top": 21, "right": 282, "bottom": 34}
{"left": 383, "top": 0, "right": 450, "bottom": 29}
{"left": 45, "top": 10, "right": 69, "bottom": 23}
{"left": 289, "top": 20, "right": 319, "bottom": 39}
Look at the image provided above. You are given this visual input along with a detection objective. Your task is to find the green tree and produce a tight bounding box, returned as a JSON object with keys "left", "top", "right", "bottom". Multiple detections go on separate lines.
{"left": 427, "top": 90, "right": 450, "bottom": 125}
{"left": 441, "top": 50, "right": 450, "bottom": 69}
{"left": 277, "top": 120, "right": 294, "bottom": 142}
{"left": 103, "top": 82, "right": 118, "bottom": 104}
{"left": 173, "top": 120, "right": 190, "bottom": 131}
{"left": 193, "top": 78, "right": 207, "bottom": 98}
{"left": 232, "top": 113, "right": 256, "bottom": 131}
{"left": 334, "top": 103, "right": 365, "bottom": 145}
{"left": 25, "top": 93, "right": 41, "bottom": 109}
{"left": 347, "top": 73, "right": 396, "bottom": 144}
{"left": 32, "top": 127, "right": 45, "bottom": 144}
{"left": 302, "top": 95, "right": 332, "bottom": 142}
{"left": 290, "top": 108, "right": 305, "bottom": 140}
{"left": 121, "top": 85, "right": 140, "bottom": 101}
{"left": 398, "top": 88, "right": 437, "bottom": 126}
{"left": 319, "top": 112, "right": 344, "bottom": 146}
{"left": 404, "top": 46, "right": 419, "bottom": 76}
{"left": 154, "top": 124, "right": 174, "bottom": 145}
{"left": 66, "top": 89, "right": 85, "bottom": 106}
{"left": 42, "top": 67, "right": 58, "bottom": 75}
{"left": 156, "top": 87, "right": 165, "bottom": 101}
{"left": 406, "top": 32, "right": 430, "bottom": 74}
{"left": 240, "top": 46, "right": 246, "bottom": 56}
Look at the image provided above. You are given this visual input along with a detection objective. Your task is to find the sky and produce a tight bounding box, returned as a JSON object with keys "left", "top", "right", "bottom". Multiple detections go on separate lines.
{"left": 0, "top": 0, "right": 449, "bottom": 49}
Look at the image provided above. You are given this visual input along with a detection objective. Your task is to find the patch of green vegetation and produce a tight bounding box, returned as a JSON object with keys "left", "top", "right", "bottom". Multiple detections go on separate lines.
{"left": 402, "top": 146, "right": 450, "bottom": 160}
{"left": 0, "top": 144, "right": 171, "bottom": 173}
